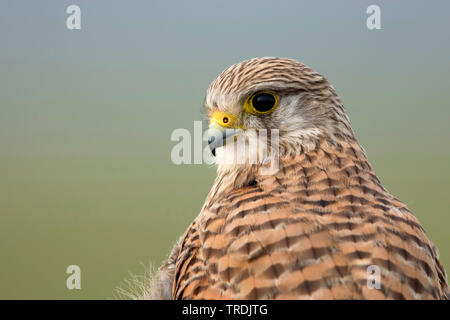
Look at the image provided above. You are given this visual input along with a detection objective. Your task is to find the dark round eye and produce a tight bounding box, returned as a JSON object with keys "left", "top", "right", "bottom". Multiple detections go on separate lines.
{"left": 251, "top": 92, "right": 277, "bottom": 113}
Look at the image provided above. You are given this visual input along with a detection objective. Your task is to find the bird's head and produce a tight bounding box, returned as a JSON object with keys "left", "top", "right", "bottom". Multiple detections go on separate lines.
{"left": 205, "top": 57, "right": 355, "bottom": 170}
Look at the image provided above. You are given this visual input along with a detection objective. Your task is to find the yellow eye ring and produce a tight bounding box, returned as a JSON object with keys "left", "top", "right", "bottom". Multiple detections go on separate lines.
{"left": 243, "top": 91, "right": 278, "bottom": 115}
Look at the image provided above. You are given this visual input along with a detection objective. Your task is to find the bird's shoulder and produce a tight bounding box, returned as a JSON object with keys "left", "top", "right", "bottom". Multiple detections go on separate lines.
{"left": 173, "top": 141, "right": 448, "bottom": 299}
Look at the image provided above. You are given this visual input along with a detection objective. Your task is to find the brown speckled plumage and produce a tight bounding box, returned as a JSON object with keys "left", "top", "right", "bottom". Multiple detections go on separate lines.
{"left": 151, "top": 57, "right": 448, "bottom": 300}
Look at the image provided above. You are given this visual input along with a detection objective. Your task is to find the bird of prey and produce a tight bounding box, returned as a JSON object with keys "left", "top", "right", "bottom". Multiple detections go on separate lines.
{"left": 150, "top": 57, "right": 448, "bottom": 300}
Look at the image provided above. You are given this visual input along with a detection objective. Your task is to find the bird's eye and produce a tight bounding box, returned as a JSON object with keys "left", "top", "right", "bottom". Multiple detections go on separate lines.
{"left": 244, "top": 91, "right": 278, "bottom": 115}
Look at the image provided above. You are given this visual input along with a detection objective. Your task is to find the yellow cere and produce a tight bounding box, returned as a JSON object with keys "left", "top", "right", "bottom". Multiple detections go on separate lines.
{"left": 210, "top": 110, "right": 242, "bottom": 129}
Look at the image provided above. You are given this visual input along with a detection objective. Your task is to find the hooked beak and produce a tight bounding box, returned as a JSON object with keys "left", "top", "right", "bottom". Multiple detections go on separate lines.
{"left": 207, "top": 127, "right": 241, "bottom": 156}
{"left": 207, "top": 110, "right": 243, "bottom": 156}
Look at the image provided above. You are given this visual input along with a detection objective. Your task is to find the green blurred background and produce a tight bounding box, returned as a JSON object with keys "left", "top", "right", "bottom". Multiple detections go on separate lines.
{"left": 1, "top": 1, "right": 449, "bottom": 299}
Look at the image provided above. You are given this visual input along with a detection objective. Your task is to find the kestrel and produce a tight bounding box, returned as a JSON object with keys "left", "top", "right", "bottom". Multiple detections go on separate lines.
{"left": 150, "top": 57, "right": 448, "bottom": 300}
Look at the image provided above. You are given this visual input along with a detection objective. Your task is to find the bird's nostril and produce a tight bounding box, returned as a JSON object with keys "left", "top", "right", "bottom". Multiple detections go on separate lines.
{"left": 223, "top": 117, "right": 229, "bottom": 124}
